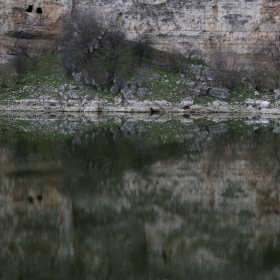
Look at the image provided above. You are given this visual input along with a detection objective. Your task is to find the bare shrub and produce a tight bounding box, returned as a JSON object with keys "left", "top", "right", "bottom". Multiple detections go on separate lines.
{"left": 211, "top": 48, "right": 242, "bottom": 89}
{"left": 30, "top": 56, "right": 39, "bottom": 68}
{"left": 248, "top": 54, "right": 269, "bottom": 92}
{"left": 261, "top": 29, "right": 280, "bottom": 87}
{"left": 163, "top": 49, "right": 185, "bottom": 73}
{"left": 113, "top": 75, "right": 126, "bottom": 91}
{"left": 249, "top": 68, "right": 269, "bottom": 92}
{"left": 0, "top": 64, "right": 12, "bottom": 88}
{"left": 132, "top": 33, "right": 153, "bottom": 66}
{"left": 11, "top": 39, "right": 30, "bottom": 80}
{"left": 133, "top": 66, "right": 153, "bottom": 86}
{"left": 185, "top": 42, "right": 205, "bottom": 64}
{"left": 59, "top": 9, "right": 126, "bottom": 89}
{"left": 193, "top": 49, "right": 205, "bottom": 64}
{"left": 265, "top": 33, "right": 280, "bottom": 72}
{"left": 12, "top": 53, "right": 29, "bottom": 78}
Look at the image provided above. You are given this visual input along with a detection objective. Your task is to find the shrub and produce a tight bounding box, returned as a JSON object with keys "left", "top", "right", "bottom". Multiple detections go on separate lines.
{"left": 211, "top": 48, "right": 242, "bottom": 89}
{"left": 59, "top": 9, "right": 126, "bottom": 89}
{"left": 163, "top": 49, "right": 186, "bottom": 73}
{"left": 0, "top": 64, "right": 12, "bottom": 88}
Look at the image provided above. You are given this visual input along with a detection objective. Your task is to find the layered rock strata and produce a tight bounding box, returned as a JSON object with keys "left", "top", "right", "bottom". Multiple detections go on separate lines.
{"left": 1, "top": 0, "right": 280, "bottom": 63}
{"left": 75, "top": 0, "right": 280, "bottom": 65}
{"left": 0, "top": 0, "right": 72, "bottom": 62}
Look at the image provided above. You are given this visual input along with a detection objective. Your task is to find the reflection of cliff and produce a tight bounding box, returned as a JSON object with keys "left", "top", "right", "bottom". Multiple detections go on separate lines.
{"left": 1, "top": 121, "right": 280, "bottom": 279}
{"left": 68, "top": 126, "right": 280, "bottom": 279}
{"left": 0, "top": 143, "right": 73, "bottom": 279}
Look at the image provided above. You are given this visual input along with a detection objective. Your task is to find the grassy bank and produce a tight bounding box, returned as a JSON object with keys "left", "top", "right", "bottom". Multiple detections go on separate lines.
{"left": 0, "top": 51, "right": 278, "bottom": 108}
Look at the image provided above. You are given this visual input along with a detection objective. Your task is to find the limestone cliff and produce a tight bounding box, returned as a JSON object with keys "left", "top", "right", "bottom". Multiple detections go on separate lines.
{"left": 1, "top": 0, "right": 279, "bottom": 63}
{"left": 0, "top": 0, "right": 72, "bottom": 62}
{"left": 70, "top": 0, "right": 280, "bottom": 64}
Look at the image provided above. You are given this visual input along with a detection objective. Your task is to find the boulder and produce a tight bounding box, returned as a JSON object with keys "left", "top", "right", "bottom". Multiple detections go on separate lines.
{"left": 212, "top": 100, "right": 228, "bottom": 107}
{"left": 114, "top": 97, "right": 122, "bottom": 105}
{"left": 48, "top": 99, "right": 58, "bottom": 106}
{"left": 110, "top": 85, "right": 119, "bottom": 93}
{"left": 84, "top": 101, "right": 99, "bottom": 112}
{"left": 137, "top": 87, "right": 148, "bottom": 97}
{"left": 185, "top": 81, "right": 196, "bottom": 88}
{"left": 259, "top": 101, "right": 270, "bottom": 108}
{"left": 120, "top": 86, "right": 131, "bottom": 95}
{"left": 244, "top": 98, "right": 256, "bottom": 106}
{"left": 189, "top": 105, "right": 203, "bottom": 112}
{"left": 274, "top": 88, "right": 280, "bottom": 99}
{"left": 67, "top": 91, "right": 78, "bottom": 99}
{"left": 123, "top": 91, "right": 137, "bottom": 103}
{"left": 178, "top": 99, "right": 194, "bottom": 109}
{"left": 209, "top": 87, "right": 230, "bottom": 99}
{"left": 72, "top": 72, "right": 83, "bottom": 84}
{"left": 58, "top": 84, "right": 67, "bottom": 92}
{"left": 203, "top": 68, "right": 214, "bottom": 81}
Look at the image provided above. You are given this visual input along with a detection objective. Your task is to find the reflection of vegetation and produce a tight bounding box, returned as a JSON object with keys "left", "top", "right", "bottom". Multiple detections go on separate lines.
{"left": 2, "top": 117, "right": 280, "bottom": 279}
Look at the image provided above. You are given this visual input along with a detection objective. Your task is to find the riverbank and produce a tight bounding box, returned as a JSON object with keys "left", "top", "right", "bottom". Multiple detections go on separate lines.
{"left": 1, "top": 96, "right": 280, "bottom": 116}
{"left": 2, "top": 54, "right": 280, "bottom": 116}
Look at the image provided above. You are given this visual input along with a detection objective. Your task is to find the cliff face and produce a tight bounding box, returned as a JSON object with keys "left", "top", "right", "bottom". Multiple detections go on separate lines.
{"left": 0, "top": 0, "right": 72, "bottom": 62}
{"left": 0, "top": 0, "right": 279, "bottom": 63}
{"left": 75, "top": 0, "right": 280, "bottom": 64}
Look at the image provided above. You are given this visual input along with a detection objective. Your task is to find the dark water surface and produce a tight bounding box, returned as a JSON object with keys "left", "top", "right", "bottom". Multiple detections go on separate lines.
{"left": 1, "top": 114, "right": 280, "bottom": 280}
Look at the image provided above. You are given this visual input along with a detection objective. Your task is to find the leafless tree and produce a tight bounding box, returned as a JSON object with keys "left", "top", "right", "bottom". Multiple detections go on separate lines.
{"left": 163, "top": 49, "right": 186, "bottom": 73}
{"left": 0, "top": 64, "right": 12, "bottom": 88}
{"left": 211, "top": 47, "right": 242, "bottom": 89}
{"left": 183, "top": 42, "right": 205, "bottom": 64}
{"left": 262, "top": 29, "right": 280, "bottom": 87}
{"left": 12, "top": 39, "right": 29, "bottom": 79}
{"left": 132, "top": 33, "right": 153, "bottom": 66}
{"left": 59, "top": 9, "right": 126, "bottom": 88}
{"left": 249, "top": 52, "right": 269, "bottom": 92}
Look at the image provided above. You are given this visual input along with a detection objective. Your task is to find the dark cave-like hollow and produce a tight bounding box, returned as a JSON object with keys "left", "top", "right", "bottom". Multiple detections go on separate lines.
{"left": 26, "top": 5, "right": 33, "bottom": 12}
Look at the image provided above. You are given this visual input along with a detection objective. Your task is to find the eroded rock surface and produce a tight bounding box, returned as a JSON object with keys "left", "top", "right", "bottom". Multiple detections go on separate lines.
{"left": 1, "top": 0, "right": 280, "bottom": 64}
{"left": 0, "top": 0, "right": 71, "bottom": 62}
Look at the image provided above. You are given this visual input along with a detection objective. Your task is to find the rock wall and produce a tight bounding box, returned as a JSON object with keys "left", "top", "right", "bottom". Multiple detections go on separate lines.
{"left": 0, "top": 0, "right": 72, "bottom": 62}
{"left": 74, "top": 0, "right": 280, "bottom": 65}
{"left": 0, "top": 0, "right": 280, "bottom": 63}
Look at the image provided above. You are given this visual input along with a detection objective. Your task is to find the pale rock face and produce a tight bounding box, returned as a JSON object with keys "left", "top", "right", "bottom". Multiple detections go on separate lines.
{"left": 74, "top": 0, "right": 280, "bottom": 65}
{"left": 0, "top": 0, "right": 72, "bottom": 62}
{"left": 1, "top": 0, "right": 280, "bottom": 64}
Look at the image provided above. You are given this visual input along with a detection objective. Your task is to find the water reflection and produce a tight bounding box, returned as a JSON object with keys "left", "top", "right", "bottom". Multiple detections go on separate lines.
{"left": 0, "top": 115, "right": 280, "bottom": 279}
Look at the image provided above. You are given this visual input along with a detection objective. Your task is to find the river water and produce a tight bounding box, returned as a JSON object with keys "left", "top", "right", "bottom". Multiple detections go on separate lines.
{"left": 1, "top": 113, "right": 280, "bottom": 280}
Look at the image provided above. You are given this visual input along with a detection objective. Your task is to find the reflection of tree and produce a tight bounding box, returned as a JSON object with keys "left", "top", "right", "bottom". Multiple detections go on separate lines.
{"left": 2, "top": 120, "right": 280, "bottom": 279}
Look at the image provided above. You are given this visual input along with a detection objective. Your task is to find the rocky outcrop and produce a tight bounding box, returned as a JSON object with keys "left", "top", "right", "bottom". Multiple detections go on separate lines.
{"left": 74, "top": 0, "right": 280, "bottom": 65}
{"left": 2, "top": 96, "right": 280, "bottom": 115}
{"left": 1, "top": 0, "right": 280, "bottom": 64}
{"left": 0, "top": 0, "right": 71, "bottom": 62}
